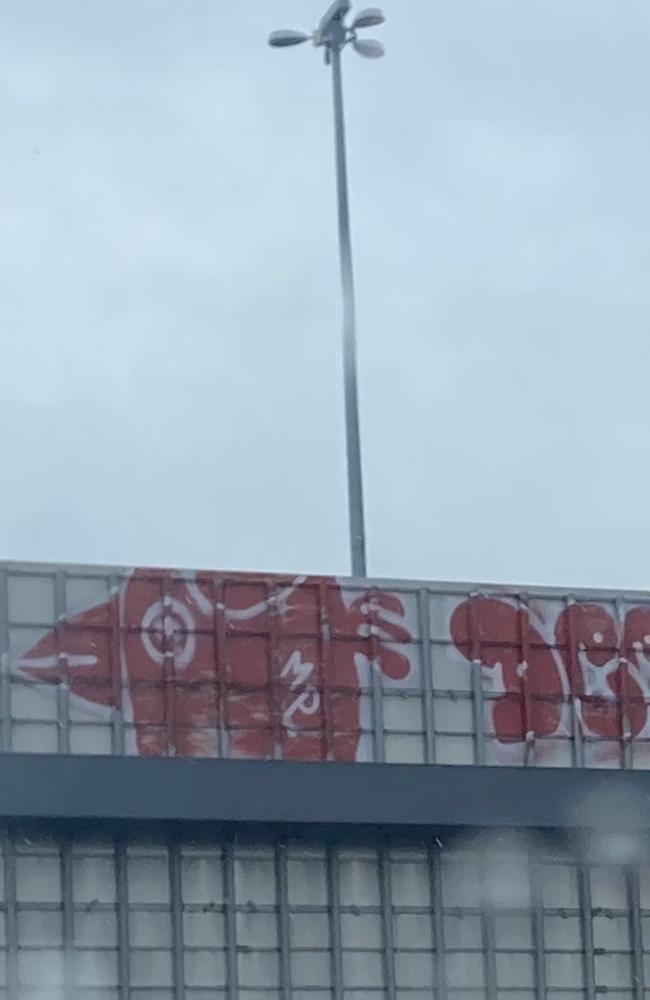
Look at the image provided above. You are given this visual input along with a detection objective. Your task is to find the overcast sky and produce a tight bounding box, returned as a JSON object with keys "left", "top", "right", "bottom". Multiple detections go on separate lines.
{"left": 1, "top": 0, "right": 650, "bottom": 590}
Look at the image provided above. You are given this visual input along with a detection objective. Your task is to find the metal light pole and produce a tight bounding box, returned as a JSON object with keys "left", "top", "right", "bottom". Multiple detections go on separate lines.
{"left": 269, "top": 3, "right": 386, "bottom": 579}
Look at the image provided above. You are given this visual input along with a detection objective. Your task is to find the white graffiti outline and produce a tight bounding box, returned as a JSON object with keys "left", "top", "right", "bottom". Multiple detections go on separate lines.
{"left": 280, "top": 649, "right": 320, "bottom": 737}
{"left": 140, "top": 597, "right": 197, "bottom": 671}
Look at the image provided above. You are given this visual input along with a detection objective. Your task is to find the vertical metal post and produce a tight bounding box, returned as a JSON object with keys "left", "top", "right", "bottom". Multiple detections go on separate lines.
{"left": 169, "top": 841, "right": 186, "bottom": 1000}
{"left": 62, "top": 836, "right": 75, "bottom": 1000}
{"left": 319, "top": 582, "right": 335, "bottom": 760}
{"left": 366, "top": 590, "right": 386, "bottom": 763}
{"left": 268, "top": 580, "right": 284, "bottom": 760}
{"left": 109, "top": 574, "right": 125, "bottom": 757}
{"left": 428, "top": 842, "right": 447, "bottom": 1000}
{"left": 327, "top": 846, "right": 344, "bottom": 1000}
{"left": 213, "top": 575, "right": 228, "bottom": 760}
{"left": 378, "top": 846, "right": 396, "bottom": 1000}
{"left": 565, "top": 598, "right": 585, "bottom": 768}
{"left": 0, "top": 569, "right": 12, "bottom": 752}
{"left": 469, "top": 596, "right": 487, "bottom": 765}
{"left": 275, "top": 843, "right": 292, "bottom": 1000}
{"left": 529, "top": 847, "right": 547, "bottom": 1000}
{"left": 578, "top": 861, "right": 597, "bottom": 1000}
{"left": 330, "top": 34, "right": 367, "bottom": 578}
{"left": 418, "top": 588, "right": 436, "bottom": 764}
{"left": 3, "top": 829, "right": 18, "bottom": 1000}
{"left": 223, "top": 840, "right": 239, "bottom": 1000}
{"left": 479, "top": 848, "right": 498, "bottom": 1000}
{"left": 115, "top": 840, "right": 130, "bottom": 1000}
{"left": 55, "top": 572, "right": 70, "bottom": 755}
{"left": 627, "top": 864, "right": 645, "bottom": 1000}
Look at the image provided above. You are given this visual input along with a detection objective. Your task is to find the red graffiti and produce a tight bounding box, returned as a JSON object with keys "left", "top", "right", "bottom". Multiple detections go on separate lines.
{"left": 555, "top": 603, "right": 647, "bottom": 740}
{"left": 449, "top": 598, "right": 564, "bottom": 742}
{"left": 16, "top": 570, "right": 413, "bottom": 760}
{"left": 450, "top": 597, "right": 650, "bottom": 745}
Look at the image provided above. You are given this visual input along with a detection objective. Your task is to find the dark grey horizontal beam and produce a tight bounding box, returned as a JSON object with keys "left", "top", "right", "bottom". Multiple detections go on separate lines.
{"left": 0, "top": 754, "right": 649, "bottom": 835}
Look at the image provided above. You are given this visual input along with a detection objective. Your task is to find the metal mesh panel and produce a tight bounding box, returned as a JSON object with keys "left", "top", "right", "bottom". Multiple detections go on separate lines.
{"left": 3, "top": 562, "right": 650, "bottom": 769}
{"left": 0, "top": 830, "right": 643, "bottom": 999}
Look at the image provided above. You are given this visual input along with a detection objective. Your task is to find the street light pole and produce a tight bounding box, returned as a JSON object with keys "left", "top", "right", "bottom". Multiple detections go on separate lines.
{"left": 269, "top": 4, "right": 386, "bottom": 579}
{"left": 330, "top": 26, "right": 366, "bottom": 578}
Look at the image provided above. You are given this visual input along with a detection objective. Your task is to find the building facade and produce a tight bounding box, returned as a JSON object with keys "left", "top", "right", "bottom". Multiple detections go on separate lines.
{"left": 2, "top": 561, "right": 649, "bottom": 999}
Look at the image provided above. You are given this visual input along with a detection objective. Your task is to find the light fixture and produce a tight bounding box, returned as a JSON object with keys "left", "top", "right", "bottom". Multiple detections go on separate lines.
{"left": 319, "top": 0, "right": 352, "bottom": 33}
{"left": 352, "top": 7, "right": 385, "bottom": 29}
{"left": 268, "top": 29, "right": 311, "bottom": 48}
{"left": 352, "top": 38, "right": 385, "bottom": 58}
